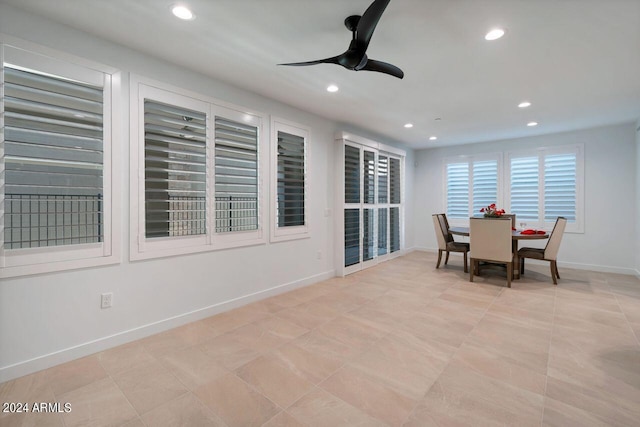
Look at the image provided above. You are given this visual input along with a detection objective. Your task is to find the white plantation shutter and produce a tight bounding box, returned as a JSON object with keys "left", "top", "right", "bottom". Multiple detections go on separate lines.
{"left": 510, "top": 156, "right": 539, "bottom": 221}
{"left": 545, "top": 153, "right": 576, "bottom": 221}
{"left": 364, "top": 150, "right": 376, "bottom": 204}
{"left": 446, "top": 163, "right": 469, "bottom": 219}
{"left": 472, "top": 160, "right": 498, "bottom": 215}
{"left": 344, "top": 145, "right": 360, "bottom": 204}
{"left": 507, "top": 146, "right": 582, "bottom": 231}
{"left": 214, "top": 117, "right": 259, "bottom": 233}
{"left": 389, "top": 158, "right": 401, "bottom": 204}
{"left": 144, "top": 100, "right": 207, "bottom": 238}
{"left": 276, "top": 130, "right": 305, "bottom": 227}
{"left": 4, "top": 66, "right": 105, "bottom": 249}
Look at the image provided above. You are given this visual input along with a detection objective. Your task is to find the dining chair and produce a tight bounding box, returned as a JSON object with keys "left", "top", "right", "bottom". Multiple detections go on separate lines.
{"left": 518, "top": 217, "right": 567, "bottom": 284}
{"left": 469, "top": 217, "right": 514, "bottom": 287}
{"left": 502, "top": 214, "right": 516, "bottom": 229}
{"left": 432, "top": 214, "right": 469, "bottom": 273}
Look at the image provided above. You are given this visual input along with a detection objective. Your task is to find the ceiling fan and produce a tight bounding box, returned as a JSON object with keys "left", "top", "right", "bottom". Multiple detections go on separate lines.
{"left": 279, "top": 0, "right": 404, "bottom": 79}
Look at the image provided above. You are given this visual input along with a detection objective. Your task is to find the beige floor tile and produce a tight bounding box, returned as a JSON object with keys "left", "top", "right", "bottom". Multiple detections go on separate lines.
{"left": 545, "top": 376, "right": 640, "bottom": 427}
{"left": 194, "top": 373, "right": 279, "bottom": 427}
{"left": 59, "top": 377, "right": 137, "bottom": 427}
{"left": 308, "top": 291, "right": 370, "bottom": 313}
{"left": 170, "top": 320, "right": 221, "bottom": 345}
{"left": 0, "top": 372, "right": 64, "bottom": 427}
{"left": 320, "top": 365, "right": 416, "bottom": 426}
{"left": 339, "top": 281, "right": 390, "bottom": 300}
{"left": 416, "top": 362, "right": 544, "bottom": 427}
{"left": 160, "top": 346, "right": 228, "bottom": 390}
{"left": 199, "top": 332, "right": 262, "bottom": 370}
{"left": 235, "top": 355, "right": 314, "bottom": 408}
{"left": 262, "top": 411, "right": 305, "bottom": 427}
{"left": 140, "top": 393, "right": 227, "bottom": 426}
{"left": 287, "top": 387, "right": 386, "bottom": 427}
{"left": 0, "top": 411, "right": 65, "bottom": 427}
{"left": 0, "top": 371, "right": 54, "bottom": 403}
{"left": 315, "top": 316, "right": 387, "bottom": 354}
{"left": 269, "top": 342, "right": 344, "bottom": 385}
{"left": 616, "top": 294, "right": 640, "bottom": 324}
{"left": 547, "top": 342, "right": 640, "bottom": 408}
{"left": 275, "top": 301, "right": 342, "bottom": 330}
{"left": 112, "top": 359, "right": 188, "bottom": 414}
{"left": 542, "top": 396, "right": 621, "bottom": 427}
{"left": 466, "top": 314, "right": 552, "bottom": 374}
{"left": 97, "top": 342, "right": 156, "bottom": 376}
{"left": 225, "top": 321, "right": 299, "bottom": 353}
{"left": 140, "top": 329, "right": 193, "bottom": 358}
{"left": 349, "top": 335, "right": 448, "bottom": 400}
{"left": 44, "top": 355, "right": 108, "bottom": 397}
{"left": 453, "top": 341, "right": 547, "bottom": 395}
{"left": 201, "top": 305, "right": 271, "bottom": 336}
{"left": 121, "top": 417, "right": 146, "bottom": 427}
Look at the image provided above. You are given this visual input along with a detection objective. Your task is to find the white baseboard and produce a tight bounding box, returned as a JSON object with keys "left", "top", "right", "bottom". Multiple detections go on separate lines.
{"left": 0, "top": 269, "right": 335, "bottom": 383}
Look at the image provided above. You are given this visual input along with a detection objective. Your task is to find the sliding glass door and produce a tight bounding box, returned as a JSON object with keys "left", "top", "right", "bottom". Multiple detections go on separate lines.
{"left": 342, "top": 141, "right": 403, "bottom": 275}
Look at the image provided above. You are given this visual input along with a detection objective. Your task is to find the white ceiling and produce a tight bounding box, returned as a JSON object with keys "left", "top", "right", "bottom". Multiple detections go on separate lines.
{"left": 3, "top": 0, "right": 640, "bottom": 148}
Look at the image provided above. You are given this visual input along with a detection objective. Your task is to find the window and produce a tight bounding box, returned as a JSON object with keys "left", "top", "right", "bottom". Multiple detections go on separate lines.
{"left": 270, "top": 118, "right": 309, "bottom": 242}
{"left": 144, "top": 100, "right": 207, "bottom": 238}
{"left": 130, "top": 77, "right": 265, "bottom": 260}
{"left": 1, "top": 43, "right": 119, "bottom": 278}
{"left": 443, "top": 146, "right": 583, "bottom": 233}
{"left": 215, "top": 117, "right": 259, "bottom": 233}
{"left": 507, "top": 145, "right": 583, "bottom": 232}
{"left": 445, "top": 155, "right": 500, "bottom": 221}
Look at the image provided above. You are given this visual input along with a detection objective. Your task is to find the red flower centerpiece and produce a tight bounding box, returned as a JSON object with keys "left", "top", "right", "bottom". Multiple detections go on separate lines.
{"left": 480, "top": 203, "right": 505, "bottom": 218}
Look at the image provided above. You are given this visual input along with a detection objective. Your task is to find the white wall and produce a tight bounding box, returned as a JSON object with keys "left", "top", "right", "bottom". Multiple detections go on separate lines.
{"left": 0, "top": 5, "right": 413, "bottom": 381}
{"left": 414, "top": 123, "right": 637, "bottom": 274}
{"left": 636, "top": 120, "right": 640, "bottom": 276}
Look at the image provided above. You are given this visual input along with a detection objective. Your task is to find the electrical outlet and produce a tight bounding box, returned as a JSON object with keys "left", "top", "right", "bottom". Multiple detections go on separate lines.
{"left": 101, "top": 292, "right": 113, "bottom": 309}
{"left": 317, "top": 250, "right": 322, "bottom": 259}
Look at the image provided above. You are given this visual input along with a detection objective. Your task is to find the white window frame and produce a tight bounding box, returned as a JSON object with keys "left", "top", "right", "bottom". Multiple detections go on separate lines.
{"left": 505, "top": 144, "right": 584, "bottom": 233}
{"left": 270, "top": 117, "right": 310, "bottom": 242}
{"left": 129, "top": 76, "right": 267, "bottom": 261}
{"left": 0, "top": 40, "right": 121, "bottom": 279}
{"left": 443, "top": 152, "right": 503, "bottom": 226}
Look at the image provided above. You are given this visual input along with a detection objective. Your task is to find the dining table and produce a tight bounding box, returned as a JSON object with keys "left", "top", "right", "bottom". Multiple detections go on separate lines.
{"left": 448, "top": 226, "right": 549, "bottom": 279}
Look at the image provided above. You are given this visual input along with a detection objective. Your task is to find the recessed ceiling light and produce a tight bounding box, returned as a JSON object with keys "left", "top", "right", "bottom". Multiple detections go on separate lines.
{"left": 485, "top": 28, "right": 505, "bottom": 41}
{"left": 518, "top": 101, "right": 531, "bottom": 108}
{"left": 172, "top": 5, "right": 195, "bottom": 20}
{"left": 326, "top": 84, "right": 339, "bottom": 93}
{"left": 404, "top": 123, "right": 414, "bottom": 128}
{"left": 527, "top": 121, "right": 538, "bottom": 127}
{"left": 429, "top": 136, "right": 438, "bottom": 141}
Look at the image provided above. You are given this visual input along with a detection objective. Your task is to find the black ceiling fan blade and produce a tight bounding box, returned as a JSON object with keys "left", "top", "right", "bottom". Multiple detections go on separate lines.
{"left": 356, "top": 0, "right": 391, "bottom": 51}
{"left": 278, "top": 56, "right": 341, "bottom": 67}
{"left": 361, "top": 59, "right": 404, "bottom": 79}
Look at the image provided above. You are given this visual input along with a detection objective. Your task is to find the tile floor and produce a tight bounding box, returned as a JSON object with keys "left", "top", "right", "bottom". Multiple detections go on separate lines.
{"left": 1, "top": 251, "right": 640, "bottom": 426}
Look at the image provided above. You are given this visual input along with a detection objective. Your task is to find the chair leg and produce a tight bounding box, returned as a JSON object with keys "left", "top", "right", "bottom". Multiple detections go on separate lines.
{"left": 520, "top": 258, "right": 525, "bottom": 274}
{"left": 445, "top": 251, "right": 450, "bottom": 265}
{"left": 436, "top": 250, "right": 443, "bottom": 268}
{"left": 554, "top": 261, "right": 560, "bottom": 279}
{"left": 463, "top": 251, "right": 468, "bottom": 273}
{"left": 507, "top": 262, "right": 512, "bottom": 288}
{"left": 550, "top": 260, "right": 558, "bottom": 285}
{"left": 469, "top": 258, "right": 474, "bottom": 282}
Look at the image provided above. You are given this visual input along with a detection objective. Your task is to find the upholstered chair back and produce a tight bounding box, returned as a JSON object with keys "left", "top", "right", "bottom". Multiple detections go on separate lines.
{"left": 469, "top": 217, "right": 512, "bottom": 263}
{"left": 544, "top": 217, "right": 567, "bottom": 260}
{"left": 502, "top": 214, "right": 516, "bottom": 229}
